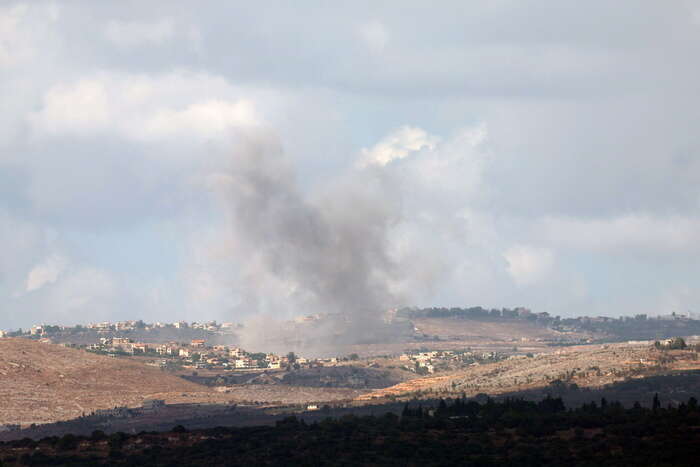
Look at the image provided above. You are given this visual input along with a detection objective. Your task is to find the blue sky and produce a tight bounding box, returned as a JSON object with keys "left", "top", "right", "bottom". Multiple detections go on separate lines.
{"left": 2, "top": 1, "right": 700, "bottom": 329}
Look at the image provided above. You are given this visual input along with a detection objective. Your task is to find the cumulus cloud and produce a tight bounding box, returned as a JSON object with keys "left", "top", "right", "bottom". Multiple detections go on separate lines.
{"left": 3, "top": 1, "right": 700, "bottom": 331}
{"left": 25, "top": 254, "right": 67, "bottom": 292}
{"left": 29, "top": 72, "right": 261, "bottom": 142}
{"left": 358, "top": 126, "right": 438, "bottom": 167}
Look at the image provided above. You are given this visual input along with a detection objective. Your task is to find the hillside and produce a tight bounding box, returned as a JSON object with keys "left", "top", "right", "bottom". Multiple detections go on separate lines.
{"left": 0, "top": 339, "right": 207, "bottom": 426}
{"left": 410, "top": 317, "right": 587, "bottom": 342}
{"left": 357, "top": 342, "right": 700, "bottom": 401}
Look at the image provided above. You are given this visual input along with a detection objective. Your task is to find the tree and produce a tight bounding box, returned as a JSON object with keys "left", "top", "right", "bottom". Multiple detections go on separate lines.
{"left": 653, "top": 393, "right": 661, "bottom": 412}
{"left": 56, "top": 434, "right": 78, "bottom": 451}
{"left": 349, "top": 353, "right": 359, "bottom": 361}
{"left": 669, "top": 337, "right": 687, "bottom": 350}
{"left": 287, "top": 352, "right": 297, "bottom": 364}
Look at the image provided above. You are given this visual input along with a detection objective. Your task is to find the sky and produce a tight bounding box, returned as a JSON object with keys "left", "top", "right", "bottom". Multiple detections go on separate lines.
{"left": 1, "top": 1, "right": 700, "bottom": 330}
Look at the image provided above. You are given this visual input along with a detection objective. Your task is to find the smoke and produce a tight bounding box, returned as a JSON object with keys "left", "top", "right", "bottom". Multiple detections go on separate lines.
{"left": 210, "top": 131, "right": 415, "bottom": 354}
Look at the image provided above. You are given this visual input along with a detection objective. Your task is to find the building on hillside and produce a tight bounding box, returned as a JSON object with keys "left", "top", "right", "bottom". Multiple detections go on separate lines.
{"left": 94, "top": 407, "right": 130, "bottom": 418}
{"left": 131, "top": 343, "right": 149, "bottom": 353}
{"left": 179, "top": 348, "right": 191, "bottom": 358}
{"left": 190, "top": 339, "right": 206, "bottom": 348}
{"left": 234, "top": 357, "right": 255, "bottom": 369}
{"left": 174, "top": 321, "right": 188, "bottom": 329}
{"left": 142, "top": 399, "right": 165, "bottom": 411}
{"left": 229, "top": 347, "right": 243, "bottom": 358}
{"left": 115, "top": 321, "right": 136, "bottom": 331}
{"left": 156, "top": 345, "right": 175, "bottom": 356}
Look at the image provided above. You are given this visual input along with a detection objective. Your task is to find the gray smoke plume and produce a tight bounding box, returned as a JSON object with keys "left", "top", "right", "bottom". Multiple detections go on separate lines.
{"left": 214, "top": 132, "right": 414, "bottom": 355}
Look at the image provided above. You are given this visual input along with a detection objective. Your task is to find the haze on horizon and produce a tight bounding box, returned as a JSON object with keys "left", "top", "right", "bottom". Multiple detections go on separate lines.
{"left": 2, "top": 1, "right": 700, "bottom": 331}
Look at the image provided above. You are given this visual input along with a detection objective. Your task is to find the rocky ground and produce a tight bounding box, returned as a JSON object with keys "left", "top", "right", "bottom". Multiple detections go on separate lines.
{"left": 357, "top": 342, "right": 700, "bottom": 401}
{"left": 0, "top": 339, "right": 206, "bottom": 426}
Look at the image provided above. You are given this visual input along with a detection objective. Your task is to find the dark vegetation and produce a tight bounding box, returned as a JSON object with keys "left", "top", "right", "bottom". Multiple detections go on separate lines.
{"left": 503, "top": 370, "right": 700, "bottom": 409}
{"left": 182, "top": 366, "right": 402, "bottom": 389}
{"left": 3, "top": 395, "right": 700, "bottom": 466}
{"left": 654, "top": 337, "right": 687, "bottom": 350}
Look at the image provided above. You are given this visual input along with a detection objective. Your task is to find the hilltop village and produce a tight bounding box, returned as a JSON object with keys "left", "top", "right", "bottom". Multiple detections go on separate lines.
{"left": 4, "top": 308, "right": 700, "bottom": 376}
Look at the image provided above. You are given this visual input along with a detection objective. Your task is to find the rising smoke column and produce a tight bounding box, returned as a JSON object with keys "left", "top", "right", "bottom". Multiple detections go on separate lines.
{"left": 213, "top": 132, "right": 408, "bottom": 352}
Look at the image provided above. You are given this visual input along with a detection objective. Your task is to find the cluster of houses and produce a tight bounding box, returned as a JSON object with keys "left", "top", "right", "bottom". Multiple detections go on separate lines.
{"left": 81, "top": 337, "right": 344, "bottom": 371}
{"left": 22, "top": 320, "right": 240, "bottom": 337}
{"left": 399, "top": 349, "right": 506, "bottom": 374}
{"left": 84, "top": 338, "right": 290, "bottom": 369}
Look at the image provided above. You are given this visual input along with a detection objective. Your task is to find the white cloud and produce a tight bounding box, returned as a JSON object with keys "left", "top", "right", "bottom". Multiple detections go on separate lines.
{"left": 29, "top": 71, "right": 262, "bottom": 142}
{"left": 503, "top": 245, "right": 554, "bottom": 287}
{"left": 358, "top": 126, "right": 438, "bottom": 167}
{"left": 25, "top": 254, "right": 67, "bottom": 292}
{"left": 104, "top": 18, "right": 176, "bottom": 47}
{"left": 139, "top": 99, "right": 259, "bottom": 141}
{"left": 30, "top": 79, "right": 111, "bottom": 133}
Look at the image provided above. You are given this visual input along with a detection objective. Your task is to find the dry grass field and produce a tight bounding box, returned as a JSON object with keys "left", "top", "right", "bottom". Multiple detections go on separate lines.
{"left": 0, "top": 338, "right": 207, "bottom": 426}
{"left": 357, "top": 343, "right": 700, "bottom": 401}
{"left": 0, "top": 339, "right": 380, "bottom": 426}
{"left": 411, "top": 317, "right": 592, "bottom": 342}
{"left": 5, "top": 334, "right": 699, "bottom": 428}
